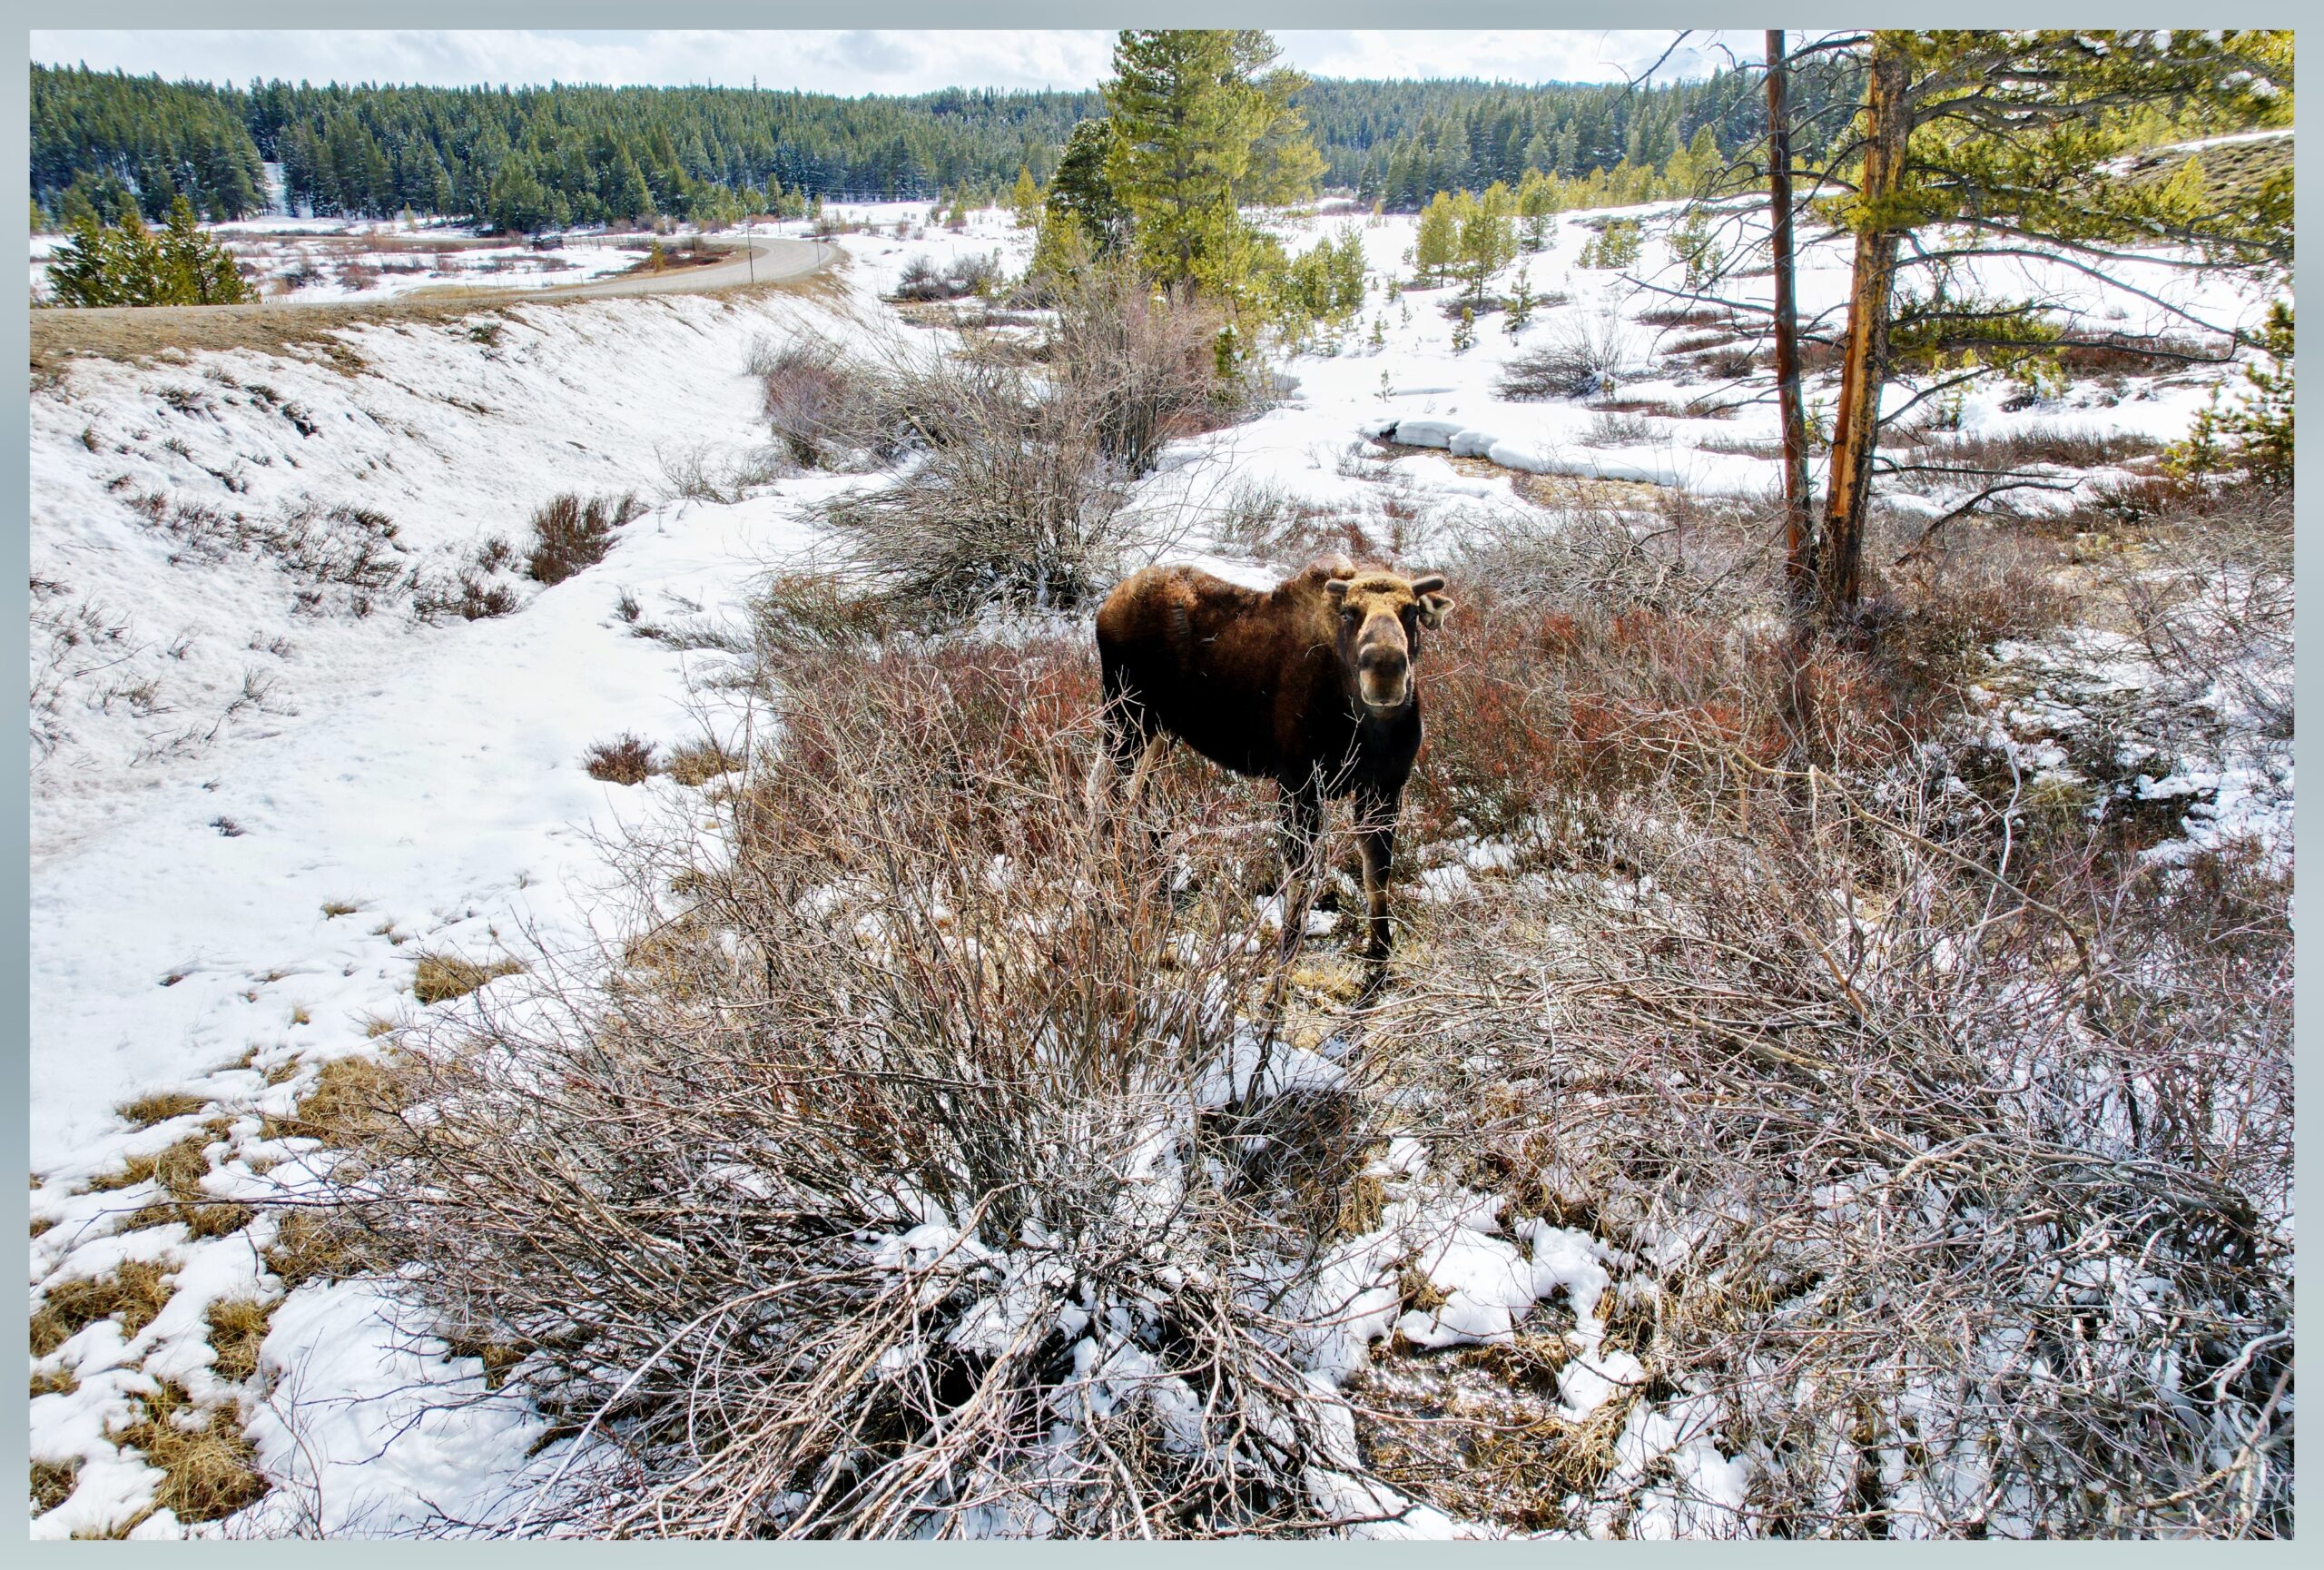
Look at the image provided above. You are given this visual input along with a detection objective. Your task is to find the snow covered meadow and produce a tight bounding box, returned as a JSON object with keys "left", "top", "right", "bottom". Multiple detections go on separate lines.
{"left": 30, "top": 218, "right": 655, "bottom": 307}
{"left": 28, "top": 191, "right": 2293, "bottom": 1537}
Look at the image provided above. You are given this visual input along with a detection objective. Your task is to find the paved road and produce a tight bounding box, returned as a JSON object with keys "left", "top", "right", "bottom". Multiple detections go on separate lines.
{"left": 413, "top": 234, "right": 841, "bottom": 304}
{"left": 522, "top": 235, "right": 839, "bottom": 299}
{"left": 30, "top": 236, "right": 843, "bottom": 366}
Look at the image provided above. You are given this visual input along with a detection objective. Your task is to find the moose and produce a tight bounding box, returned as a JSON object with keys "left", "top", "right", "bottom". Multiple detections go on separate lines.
{"left": 1092, "top": 554, "right": 1454, "bottom": 988}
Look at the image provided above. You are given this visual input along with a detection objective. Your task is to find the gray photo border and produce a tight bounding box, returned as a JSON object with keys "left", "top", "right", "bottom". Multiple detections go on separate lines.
{"left": 10, "top": 3, "right": 2309, "bottom": 1560}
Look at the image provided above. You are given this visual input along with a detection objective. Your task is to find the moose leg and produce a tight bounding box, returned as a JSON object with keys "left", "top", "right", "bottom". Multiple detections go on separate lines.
{"left": 1353, "top": 781, "right": 1403, "bottom": 988}
{"left": 1273, "top": 777, "right": 1325, "bottom": 956}
{"left": 1089, "top": 670, "right": 1173, "bottom": 894}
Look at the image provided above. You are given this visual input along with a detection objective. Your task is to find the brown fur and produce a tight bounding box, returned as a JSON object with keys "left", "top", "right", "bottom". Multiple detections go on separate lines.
{"left": 1093, "top": 554, "right": 1454, "bottom": 983}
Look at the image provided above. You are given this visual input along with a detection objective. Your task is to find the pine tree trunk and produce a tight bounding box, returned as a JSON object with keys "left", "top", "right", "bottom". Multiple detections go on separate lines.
{"left": 1817, "top": 33, "right": 1912, "bottom": 624}
{"left": 1765, "top": 31, "right": 1816, "bottom": 623}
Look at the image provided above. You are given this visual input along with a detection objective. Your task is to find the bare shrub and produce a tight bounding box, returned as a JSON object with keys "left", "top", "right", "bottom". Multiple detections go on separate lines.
{"left": 2116, "top": 490, "right": 2293, "bottom": 739}
{"left": 1045, "top": 262, "right": 1238, "bottom": 479}
{"left": 891, "top": 251, "right": 1005, "bottom": 303}
{"left": 778, "top": 262, "right": 1239, "bottom": 616}
{"left": 133, "top": 494, "right": 407, "bottom": 602}
{"left": 1205, "top": 479, "right": 1356, "bottom": 566}
{"left": 1581, "top": 411, "right": 1661, "bottom": 448}
{"left": 1496, "top": 311, "right": 1638, "bottom": 400}
{"left": 527, "top": 492, "right": 646, "bottom": 586}
{"left": 585, "top": 733, "right": 657, "bottom": 785}
{"left": 412, "top": 572, "right": 518, "bottom": 623}
{"left": 747, "top": 571, "right": 926, "bottom": 667}
{"left": 656, "top": 440, "right": 788, "bottom": 506}
{"left": 1866, "top": 511, "right": 2080, "bottom": 702}
{"left": 1890, "top": 425, "right": 2162, "bottom": 474}
{"left": 1380, "top": 761, "right": 2291, "bottom": 1536}
{"left": 805, "top": 352, "right": 1137, "bottom": 614}
{"left": 750, "top": 333, "right": 865, "bottom": 468}
{"left": 332, "top": 636, "right": 1423, "bottom": 1537}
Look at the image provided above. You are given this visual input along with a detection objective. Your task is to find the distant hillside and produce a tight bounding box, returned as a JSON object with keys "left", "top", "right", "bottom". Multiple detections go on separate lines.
{"left": 31, "top": 58, "right": 1865, "bottom": 230}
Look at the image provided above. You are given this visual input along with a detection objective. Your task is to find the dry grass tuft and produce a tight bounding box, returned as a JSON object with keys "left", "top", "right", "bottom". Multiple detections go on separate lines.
{"left": 204, "top": 1297, "right": 277, "bottom": 1386}
{"left": 31, "top": 1259, "right": 176, "bottom": 1357}
{"left": 1349, "top": 1344, "right": 1630, "bottom": 1535}
{"left": 411, "top": 953, "right": 526, "bottom": 1005}
{"left": 108, "top": 1378, "right": 268, "bottom": 1525}
{"left": 115, "top": 1091, "right": 208, "bottom": 1128}
{"left": 320, "top": 900, "right": 362, "bottom": 919}
{"left": 90, "top": 1120, "right": 231, "bottom": 1200}
{"left": 31, "top": 1364, "right": 80, "bottom": 1399}
{"left": 261, "top": 1052, "right": 409, "bottom": 1146}
{"left": 261, "top": 1208, "right": 359, "bottom": 1292}
{"left": 662, "top": 736, "right": 743, "bottom": 786}
{"left": 32, "top": 1456, "right": 82, "bottom": 1516}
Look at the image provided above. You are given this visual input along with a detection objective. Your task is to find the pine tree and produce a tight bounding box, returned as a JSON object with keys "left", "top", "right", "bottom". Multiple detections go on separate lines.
{"left": 1413, "top": 191, "right": 1460, "bottom": 284}
{"left": 159, "top": 195, "right": 212, "bottom": 301}
{"left": 1504, "top": 262, "right": 1536, "bottom": 335}
{"left": 1454, "top": 195, "right": 1516, "bottom": 303}
{"left": 1009, "top": 164, "right": 1041, "bottom": 227}
{"left": 109, "top": 208, "right": 165, "bottom": 306}
{"left": 1046, "top": 118, "right": 1130, "bottom": 254}
{"left": 1103, "top": 29, "right": 1324, "bottom": 308}
{"left": 45, "top": 211, "right": 115, "bottom": 307}
{"left": 1807, "top": 28, "right": 2291, "bottom": 623}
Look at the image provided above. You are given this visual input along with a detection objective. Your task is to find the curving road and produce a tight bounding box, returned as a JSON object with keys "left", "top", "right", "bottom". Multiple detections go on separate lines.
{"left": 521, "top": 235, "right": 840, "bottom": 299}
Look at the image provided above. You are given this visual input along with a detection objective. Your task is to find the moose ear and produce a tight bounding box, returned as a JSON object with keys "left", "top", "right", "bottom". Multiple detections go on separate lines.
{"left": 1324, "top": 578, "right": 1350, "bottom": 601}
{"left": 1407, "top": 573, "right": 1446, "bottom": 596}
{"left": 1417, "top": 592, "right": 1455, "bottom": 629}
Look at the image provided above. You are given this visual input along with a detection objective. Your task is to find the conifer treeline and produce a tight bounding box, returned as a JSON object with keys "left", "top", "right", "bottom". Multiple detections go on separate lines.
{"left": 32, "top": 59, "right": 1861, "bottom": 231}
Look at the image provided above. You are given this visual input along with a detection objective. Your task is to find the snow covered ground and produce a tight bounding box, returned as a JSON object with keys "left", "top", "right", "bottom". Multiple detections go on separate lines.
{"left": 32, "top": 228, "right": 649, "bottom": 305}
{"left": 27, "top": 193, "right": 2289, "bottom": 1537}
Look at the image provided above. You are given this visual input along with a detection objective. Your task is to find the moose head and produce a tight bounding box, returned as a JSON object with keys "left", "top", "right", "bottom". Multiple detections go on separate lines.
{"left": 1323, "top": 568, "right": 1455, "bottom": 714}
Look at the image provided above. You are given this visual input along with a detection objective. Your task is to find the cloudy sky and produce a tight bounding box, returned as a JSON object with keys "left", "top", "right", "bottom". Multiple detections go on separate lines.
{"left": 30, "top": 29, "right": 1757, "bottom": 95}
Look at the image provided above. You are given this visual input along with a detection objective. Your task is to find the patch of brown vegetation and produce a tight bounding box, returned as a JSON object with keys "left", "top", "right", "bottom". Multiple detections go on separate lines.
{"left": 89, "top": 1119, "right": 231, "bottom": 1199}
{"left": 261, "top": 1052, "right": 408, "bottom": 1145}
{"left": 204, "top": 1298, "right": 276, "bottom": 1385}
{"left": 115, "top": 1091, "right": 210, "bottom": 1128}
{"left": 1348, "top": 1341, "right": 1631, "bottom": 1535}
{"left": 412, "top": 953, "right": 526, "bottom": 1005}
{"left": 31, "top": 1259, "right": 176, "bottom": 1357}
{"left": 31, "top": 1364, "right": 79, "bottom": 1398}
{"left": 261, "top": 1207, "right": 359, "bottom": 1292}
{"left": 31, "top": 1456, "right": 82, "bottom": 1516}
{"left": 663, "top": 736, "right": 743, "bottom": 786}
{"left": 108, "top": 1377, "right": 268, "bottom": 1525}
{"left": 526, "top": 491, "right": 646, "bottom": 586}
{"left": 583, "top": 733, "right": 656, "bottom": 785}
{"left": 122, "top": 1200, "right": 256, "bottom": 1240}
{"left": 1504, "top": 469, "right": 1670, "bottom": 512}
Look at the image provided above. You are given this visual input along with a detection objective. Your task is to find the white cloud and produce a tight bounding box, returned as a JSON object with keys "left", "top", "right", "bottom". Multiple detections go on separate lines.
{"left": 30, "top": 28, "right": 1749, "bottom": 94}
